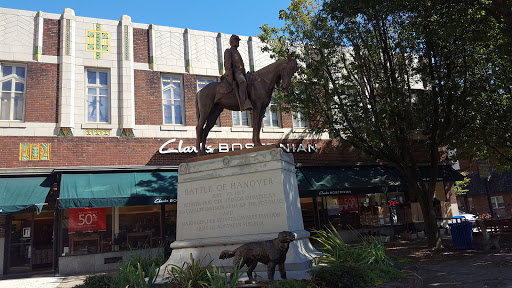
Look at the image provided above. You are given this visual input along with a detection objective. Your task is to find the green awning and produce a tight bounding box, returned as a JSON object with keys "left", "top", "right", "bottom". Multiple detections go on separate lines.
{"left": 419, "top": 166, "right": 464, "bottom": 181}
{"left": 0, "top": 176, "right": 54, "bottom": 214}
{"left": 297, "top": 166, "right": 401, "bottom": 197}
{"left": 59, "top": 171, "right": 178, "bottom": 208}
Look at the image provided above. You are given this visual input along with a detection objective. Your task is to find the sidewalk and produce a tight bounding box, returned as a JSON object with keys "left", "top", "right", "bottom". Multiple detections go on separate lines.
{"left": 385, "top": 238, "right": 512, "bottom": 288}
{"left": 0, "top": 274, "right": 86, "bottom": 288}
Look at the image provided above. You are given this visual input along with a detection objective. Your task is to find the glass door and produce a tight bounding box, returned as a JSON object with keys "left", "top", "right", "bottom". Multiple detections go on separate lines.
{"left": 7, "top": 213, "right": 33, "bottom": 273}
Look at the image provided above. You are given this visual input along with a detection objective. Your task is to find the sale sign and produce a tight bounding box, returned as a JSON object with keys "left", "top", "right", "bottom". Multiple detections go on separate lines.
{"left": 338, "top": 195, "right": 360, "bottom": 213}
{"left": 68, "top": 208, "right": 107, "bottom": 232}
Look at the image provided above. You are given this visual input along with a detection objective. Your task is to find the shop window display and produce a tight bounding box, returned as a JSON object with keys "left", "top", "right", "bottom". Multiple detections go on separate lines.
{"left": 60, "top": 205, "right": 177, "bottom": 257}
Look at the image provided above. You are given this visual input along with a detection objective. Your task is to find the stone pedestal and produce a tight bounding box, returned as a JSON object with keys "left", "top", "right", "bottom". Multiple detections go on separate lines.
{"left": 160, "top": 147, "right": 317, "bottom": 278}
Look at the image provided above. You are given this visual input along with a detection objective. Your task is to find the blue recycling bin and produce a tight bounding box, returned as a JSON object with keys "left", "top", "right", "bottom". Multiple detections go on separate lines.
{"left": 448, "top": 218, "right": 474, "bottom": 250}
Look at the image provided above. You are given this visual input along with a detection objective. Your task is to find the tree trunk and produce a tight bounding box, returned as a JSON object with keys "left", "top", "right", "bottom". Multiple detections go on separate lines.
{"left": 404, "top": 168, "right": 441, "bottom": 248}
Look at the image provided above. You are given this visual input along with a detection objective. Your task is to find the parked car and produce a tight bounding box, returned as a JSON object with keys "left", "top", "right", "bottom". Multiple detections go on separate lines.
{"left": 452, "top": 212, "right": 478, "bottom": 222}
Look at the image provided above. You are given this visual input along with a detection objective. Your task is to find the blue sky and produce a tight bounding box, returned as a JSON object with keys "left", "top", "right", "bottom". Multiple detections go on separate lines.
{"left": 1, "top": 0, "right": 290, "bottom": 37}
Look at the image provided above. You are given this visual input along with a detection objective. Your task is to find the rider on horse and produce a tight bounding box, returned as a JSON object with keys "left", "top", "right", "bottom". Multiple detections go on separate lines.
{"left": 223, "top": 35, "right": 252, "bottom": 111}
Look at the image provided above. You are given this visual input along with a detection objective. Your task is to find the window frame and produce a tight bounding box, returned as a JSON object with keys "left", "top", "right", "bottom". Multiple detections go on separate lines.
{"left": 232, "top": 110, "right": 251, "bottom": 127}
{"left": 161, "top": 74, "right": 185, "bottom": 125}
{"left": 292, "top": 111, "right": 307, "bottom": 128}
{"left": 490, "top": 196, "right": 505, "bottom": 209}
{"left": 197, "top": 77, "right": 219, "bottom": 126}
{"left": 0, "top": 63, "right": 27, "bottom": 121}
{"left": 264, "top": 97, "right": 281, "bottom": 128}
{"left": 85, "top": 68, "right": 110, "bottom": 123}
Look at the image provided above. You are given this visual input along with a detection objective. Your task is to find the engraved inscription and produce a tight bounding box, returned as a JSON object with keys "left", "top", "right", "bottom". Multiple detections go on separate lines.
{"left": 177, "top": 173, "right": 286, "bottom": 239}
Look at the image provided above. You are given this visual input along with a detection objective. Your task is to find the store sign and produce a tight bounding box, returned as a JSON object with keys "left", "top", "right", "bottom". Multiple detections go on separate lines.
{"left": 338, "top": 195, "right": 360, "bottom": 212}
{"left": 388, "top": 199, "right": 400, "bottom": 207}
{"left": 318, "top": 190, "right": 352, "bottom": 196}
{"left": 69, "top": 208, "right": 107, "bottom": 233}
{"left": 153, "top": 198, "right": 177, "bottom": 204}
{"left": 158, "top": 138, "right": 318, "bottom": 154}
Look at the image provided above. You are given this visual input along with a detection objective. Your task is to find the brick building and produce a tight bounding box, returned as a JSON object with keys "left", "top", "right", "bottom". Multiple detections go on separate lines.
{"left": 0, "top": 7, "right": 461, "bottom": 277}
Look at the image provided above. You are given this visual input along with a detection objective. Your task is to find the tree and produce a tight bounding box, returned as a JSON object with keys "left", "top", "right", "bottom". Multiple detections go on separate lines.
{"left": 259, "top": 0, "right": 510, "bottom": 247}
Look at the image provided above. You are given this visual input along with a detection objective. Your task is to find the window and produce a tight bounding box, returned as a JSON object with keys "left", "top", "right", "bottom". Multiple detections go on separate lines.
{"left": 1, "top": 64, "right": 26, "bottom": 121}
{"left": 197, "top": 77, "right": 216, "bottom": 90}
{"left": 292, "top": 111, "right": 307, "bottom": 128}
{"left": 197, "top": 77, "right": 219, "bottom": 126}
{"left": 491, "top": 196, "right": 505, "bottom": 209}
{"left": 232, "top": 111, "right": 251, "bottom": 127}
{"left": 86, "top": 69, "right": 109, "bottom": 123}
{"left": 264, "top": 97, "right": 280, "bottom": 127}
{"left": 162, "top": 75, "right": 184, "bottom": 125}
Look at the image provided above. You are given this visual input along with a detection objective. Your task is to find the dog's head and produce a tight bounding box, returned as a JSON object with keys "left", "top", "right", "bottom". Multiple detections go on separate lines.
{"left": 277, "top": 231, "right": 296, "bottom": 243}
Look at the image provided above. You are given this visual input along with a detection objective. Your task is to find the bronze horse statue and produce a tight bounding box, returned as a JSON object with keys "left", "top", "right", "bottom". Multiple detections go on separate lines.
{"left": 195, "top": 56, "right": 298, "bottom": 155}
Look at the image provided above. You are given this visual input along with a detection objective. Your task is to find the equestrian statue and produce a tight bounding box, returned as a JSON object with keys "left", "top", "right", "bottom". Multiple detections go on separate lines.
{"left": 195, "top": 34, "right": 298, "bottom": 155}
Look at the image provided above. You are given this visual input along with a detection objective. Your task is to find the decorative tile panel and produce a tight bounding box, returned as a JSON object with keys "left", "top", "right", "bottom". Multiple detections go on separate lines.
{"left": 84, "top": 129, "right": 111, "bottom": 136}
{"left": 86, "top": 24, "right": 110, "bottom": 59}
{"left": 58, "top": 127, "right": 73, "bottom": 136}
{"left": 20, "top": 143, "right": 51, "bottom": 161}
{"left": 121, "top": 128, "right": 134, "bottom": 137}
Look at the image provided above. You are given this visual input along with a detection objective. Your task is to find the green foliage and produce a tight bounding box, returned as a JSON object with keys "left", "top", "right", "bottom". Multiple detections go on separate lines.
{"left": 73, "top": 274, "right": 112, "bottom": 288}
{"left": 163, "top": 254, "right": 210, "bottom": 288}
{"left": 110, "top": 248, "right": 165, "bottom": 288}
{"left": 260, "top": 0, "right": 512, "bottom": 247}
{"left": 204, "top": 260, "right": 245, "bottom": 288}
{"left": 311, "top": 262, "right": 403, "bottom": 288}
{"left": 312, "top": 224, "right": 388, "bottom": 266}
{"left": 269, "top": 279, "right": 314, "bottom": 288}
{"left": 309, "top": 225, "right": 403, "bottom": 287}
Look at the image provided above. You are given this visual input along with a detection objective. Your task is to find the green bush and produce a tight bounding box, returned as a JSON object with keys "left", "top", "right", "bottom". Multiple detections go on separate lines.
{"left": 310, "top": 225, "right": 404, "bottom": 287}
{"left": 204, "top": 259, "right": 246, "bottom": 288}
{"left": 311, "top": 262, "right": 370, "bottom": 288}
{"left": 110, "top": 248, "right": 165, "bottom": 288}
{"left": 163, "top": 254, "right": 211, "bottom": 288}
{"left": 269, "top": 279, "right": 314, "bottom": 288}
{"left": 73, "top": 274, "right": 112, "bottom": 288}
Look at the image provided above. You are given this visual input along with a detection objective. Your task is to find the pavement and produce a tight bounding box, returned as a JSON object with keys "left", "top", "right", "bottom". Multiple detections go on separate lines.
{"left": 1, "top": 238, "right": 512, "bottom": 288}
{"left": 0, "top": 273, "right": 86, "bottom": 288}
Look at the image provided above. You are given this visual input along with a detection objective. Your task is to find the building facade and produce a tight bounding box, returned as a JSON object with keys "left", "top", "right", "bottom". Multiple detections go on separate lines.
{"left": 0, "top": 7, "right": 460, "bottom": 276}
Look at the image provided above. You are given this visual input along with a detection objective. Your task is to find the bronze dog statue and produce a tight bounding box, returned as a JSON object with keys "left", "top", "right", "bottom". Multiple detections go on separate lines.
{"left": 219, "top": 231, "right": 295, "bottom": 282}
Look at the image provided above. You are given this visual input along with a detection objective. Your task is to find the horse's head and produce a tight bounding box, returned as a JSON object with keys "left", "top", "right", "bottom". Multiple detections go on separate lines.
{"left": 278, "top": 56, "right": 298, "bottom": 89}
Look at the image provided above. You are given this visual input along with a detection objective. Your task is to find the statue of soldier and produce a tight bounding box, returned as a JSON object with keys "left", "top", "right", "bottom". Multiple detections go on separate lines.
{"left": 224, "top": 35, "right": 252, "bottom": 111}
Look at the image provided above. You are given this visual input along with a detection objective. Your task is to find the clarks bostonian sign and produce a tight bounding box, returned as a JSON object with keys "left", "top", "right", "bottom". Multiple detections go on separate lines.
{"left": 159, "top": 138, "right": 318, "bottom": 154}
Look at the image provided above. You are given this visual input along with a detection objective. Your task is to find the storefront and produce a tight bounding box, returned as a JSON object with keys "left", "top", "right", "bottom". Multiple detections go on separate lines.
{"left": 0, "top": 169, "right": 179, "bottom": 275}
{"left": 296, "top": 165, "right": 462, "bottom": 242}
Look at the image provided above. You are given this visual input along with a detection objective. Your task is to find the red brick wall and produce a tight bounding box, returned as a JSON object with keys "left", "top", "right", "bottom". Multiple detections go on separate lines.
{"left": 43, "top": 19, "right": 59, "bottom": 56}
{"left": 281, "top": 111, "right": 293, "bottom": 128}
{"left": 25, "top": 62, "right": 59, "bottom": 123}
{"left": 133, "top": 28, "right": 149, "bottom": 63}
{"left": 468, "top": 194, "right": 512, "bottom": 218}
{"left": 184, "top": 74, "right": 197, "bottom": 126}
{"left": 0, "top": 136, "right": 361, "bottom": 169}
{"left": 135, "top": 69, "right": 162, "bottom": 125}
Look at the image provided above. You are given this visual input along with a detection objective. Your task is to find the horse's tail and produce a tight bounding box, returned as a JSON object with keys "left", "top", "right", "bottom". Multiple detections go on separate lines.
{"left": 195, "top": 90, "right": 200, "bottom": 122}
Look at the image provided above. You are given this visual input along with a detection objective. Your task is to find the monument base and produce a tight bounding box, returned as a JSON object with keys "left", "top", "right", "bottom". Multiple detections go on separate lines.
{"left": 159, "top": 147, "right": 319, "bottom": 280}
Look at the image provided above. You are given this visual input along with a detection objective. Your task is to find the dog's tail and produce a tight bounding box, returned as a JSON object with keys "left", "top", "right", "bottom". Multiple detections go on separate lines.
{"left": 219, "top": 250, "right": 235, "bottom": 259}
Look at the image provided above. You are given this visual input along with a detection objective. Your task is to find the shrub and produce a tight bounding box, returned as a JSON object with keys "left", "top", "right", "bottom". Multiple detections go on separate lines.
{"left": 163, "top": 254, "right": 211, "bottom": 288}
{"left": 73, "top": 274, "right": 112, "bottom": 288}
{"left": 110, "top": 248, "right": 165, "bottom": 288}
{"left": 205, "top": 260, "right": 245, "bottom": 288}
{"left": 310, "top": 262, "right": 370, "bottom": 288}
{"left": 269, "top": 279, "right": 314, "bottom": 288}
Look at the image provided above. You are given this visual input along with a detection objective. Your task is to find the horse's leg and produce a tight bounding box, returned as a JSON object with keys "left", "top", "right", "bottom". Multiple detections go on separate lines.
{"left": 251, "top": 108, "right": 263, "bottom": 146}
{"left": 196, "top": 102, "right": 210, "bottom": 155}
{"left": 251, "top": 107, "right": 265, "bottom": 146}
{"left": 202, "top": 106, "right": 223, "bottom": 153}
